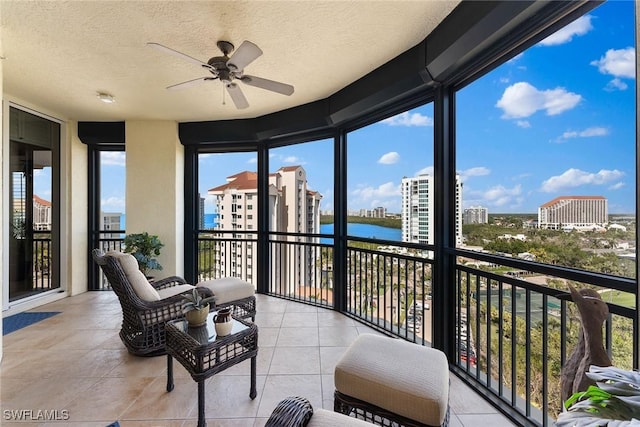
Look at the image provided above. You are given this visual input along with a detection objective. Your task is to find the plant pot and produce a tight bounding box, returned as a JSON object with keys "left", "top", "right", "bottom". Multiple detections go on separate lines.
{"left": 185, "top": 305, "right": 209, "bottom": 327}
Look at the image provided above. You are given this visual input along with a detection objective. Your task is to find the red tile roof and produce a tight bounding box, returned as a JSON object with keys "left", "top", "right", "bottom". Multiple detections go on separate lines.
{"left": 208, "top": 171, "right": 257, "bottom": 192}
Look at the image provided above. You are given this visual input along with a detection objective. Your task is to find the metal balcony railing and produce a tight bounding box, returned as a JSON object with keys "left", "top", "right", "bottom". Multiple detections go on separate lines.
{"left": 194, "top": 232, "right": 637, "bottom": 426}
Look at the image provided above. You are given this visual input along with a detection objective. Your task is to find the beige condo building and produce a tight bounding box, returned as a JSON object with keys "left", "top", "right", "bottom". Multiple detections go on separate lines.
{"left": 208, "top": 166, "right": 322, "bottom": 294}
{"left": 538, "top": 196, "right": 608, "bottom": 230}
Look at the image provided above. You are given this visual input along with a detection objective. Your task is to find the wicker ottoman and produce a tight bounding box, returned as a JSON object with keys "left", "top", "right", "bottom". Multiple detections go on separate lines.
{"left": 334, "top": 334, "right": 450, "bottom": 427}
{"left": 196, "top": 278, "right": 256, "bottom": 321}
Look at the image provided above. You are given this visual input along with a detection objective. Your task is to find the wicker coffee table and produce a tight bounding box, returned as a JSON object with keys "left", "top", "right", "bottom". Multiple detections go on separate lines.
{"left": 165, "top": 312, "right": 258, "bottom": 427}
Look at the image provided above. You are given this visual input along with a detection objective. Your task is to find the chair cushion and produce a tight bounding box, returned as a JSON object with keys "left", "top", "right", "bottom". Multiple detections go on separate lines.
{"left": 197, "top": 278, "right": 255, "bottom": 305}
{"left": 157, "top": 284, "right": 195, "bottom": 299}
{"left": 335, "top": 333, "right": 449, "bottom": 426}
{"left": 108, "top": 251, "right": 161, "bottom": 301}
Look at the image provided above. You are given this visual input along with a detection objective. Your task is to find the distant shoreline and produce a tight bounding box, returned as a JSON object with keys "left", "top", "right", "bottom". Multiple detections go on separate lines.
{"left": 320, "top": 215, "right": 401, "bottom": 229}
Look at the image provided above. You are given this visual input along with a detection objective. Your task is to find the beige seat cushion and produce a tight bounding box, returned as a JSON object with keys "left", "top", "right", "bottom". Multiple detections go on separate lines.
{"left": 157, "top": 284, "right": 195, "bottom": 299}
{"left": 108, "top": 251, "right": 161, "bottom": 302}
{"left": 335, "top": 333, "right": 449, "bottom": 426}
{"left": 308, "top": 408, "right": 373, "bottom": 427}
{"left": 196, "top": 278, "right": 255, "bottom": 305}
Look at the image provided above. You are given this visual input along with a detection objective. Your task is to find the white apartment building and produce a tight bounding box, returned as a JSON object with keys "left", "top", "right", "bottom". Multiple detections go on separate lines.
{"left": 401, "top": 174, "right": 462, "bottom": 248}
{"left": 100, "top": 212, "right": 123, "bottom": 238}
{"left": 33, "top": 195, "right": 52, "bottom": 231}
{"left": 538, "top": 196, "right": 608, "bottom": 230}
{"left": 359, "top": 207, "right": 387, "bottom": 218}
{"left": 208, "top": 166, "right": 322, "bottom": 293}
{"left": 464, "top": 206, "right": 488, "bottom": 224}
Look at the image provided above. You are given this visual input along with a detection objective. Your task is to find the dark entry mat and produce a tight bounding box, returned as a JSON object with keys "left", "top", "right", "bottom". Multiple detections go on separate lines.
{"left": 2, "top": 311, "right": 60, "bottom": 335}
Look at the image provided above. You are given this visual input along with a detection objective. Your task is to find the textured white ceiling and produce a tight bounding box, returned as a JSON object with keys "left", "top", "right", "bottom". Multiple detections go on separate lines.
{"left": 1, "top": 1, "right": 459, "bottom": 122}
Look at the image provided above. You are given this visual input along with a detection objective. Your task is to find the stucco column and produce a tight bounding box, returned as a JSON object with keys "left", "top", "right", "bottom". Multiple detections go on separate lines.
{"left": 125, "top": 121, "right": 184, "bottom": 278}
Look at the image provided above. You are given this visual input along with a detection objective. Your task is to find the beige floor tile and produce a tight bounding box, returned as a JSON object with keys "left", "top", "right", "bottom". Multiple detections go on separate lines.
{"left": 321, "top": 374, "right": 335, "bottom": 401}
{"left": 317, "top": 309, "right": 355, "bottom": 326}
{"left": 457, "top": 413, "right": 517, "bottom": 426}
{"left": 318, "top": 326, "right": 358, "bottom": 346}
{"left": 255, "top": 327, "right": 279, "bottom": 347}
{"left": 1, "top": 349, "right": 91, "bottom": 379}
{"left": 282, "top": 312, "right": 318, "bottom": 327}
{"left": 319, "top": 346, "right": 348, "bottom": 375}
{"left": 47, "top": 329, "right": 118, "bottom": 351}
{"left": 64, "top": 376, "right": 156, "bottom": 421}
{"left": 120, "top": 376, "right": 198, "bottom": 420}
{"left": 256, "top": 375, "right": 322, "bottom": 418}
{"left": 2, "top": 376, "right": 100, "bottom": 410}
{"left": 190, "top": 375, "right": 266, "bottom": 419}
{"left": 276, "top": 327, "right": 319, "bottom": 347}
{"left": 253, "top": 312, "right": 283, "bottom": 328}
{"left": 268, "top": 347, "right": 320, "bottom": 375}
{"left": 284, "top": 303, "right": 318, "bottom": 314}
{"left": 106, "top": 352, "right": 168, "bottom": 378}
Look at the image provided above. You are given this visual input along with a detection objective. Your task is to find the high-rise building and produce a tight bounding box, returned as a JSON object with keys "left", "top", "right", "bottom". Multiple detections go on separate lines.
{"left": 464, "top": 206, "right": 488, "bottom": 224}
{"left": 100, "top": 212, "right": 122, "bottom": 238}
{"left": 538, "top": 196, "right": 608, "bottom": 230}
{"left": 401, "top": 174, "right": 462, "bottom": 248}
{"left": 208, "top": 166, "right": 322, "bottom": 292}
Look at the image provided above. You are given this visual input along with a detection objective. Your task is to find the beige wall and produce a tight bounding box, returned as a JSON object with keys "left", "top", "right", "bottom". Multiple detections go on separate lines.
{"left": 125, "top": 121, "right": 184, "bottom": 278}
{"left": 66, "top": 121, "right": 88, "bottom": 295}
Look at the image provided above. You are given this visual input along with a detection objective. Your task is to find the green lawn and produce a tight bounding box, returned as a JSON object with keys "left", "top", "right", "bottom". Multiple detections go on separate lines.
{"left": 599, "top": 290, "right": 636, "bottom": 308}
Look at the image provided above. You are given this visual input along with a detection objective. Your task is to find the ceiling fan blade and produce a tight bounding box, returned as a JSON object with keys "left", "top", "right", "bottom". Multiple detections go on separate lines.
{"left": 225, "top": 83, "right": 249, "bottom": 109}
{"left": 147, "top": 42, "right": 213, "bottom": 70}
{"left": 240, "top": 75, "right": 294, "bottom": 96}
{"left": 227, "top": 41, "right": 263, "bottom": 71}
{"left": 166, "top": 77, "right": 217, "bottom": 90}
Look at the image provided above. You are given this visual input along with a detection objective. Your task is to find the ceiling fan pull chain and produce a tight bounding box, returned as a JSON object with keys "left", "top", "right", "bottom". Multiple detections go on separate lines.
{"left": 222, "top": 86, "right": 226, "bottom": 105}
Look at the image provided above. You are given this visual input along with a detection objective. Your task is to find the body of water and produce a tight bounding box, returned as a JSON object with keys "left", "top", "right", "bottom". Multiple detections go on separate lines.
{"left": 320, "top": 223, "right": 401, "bottom": 242}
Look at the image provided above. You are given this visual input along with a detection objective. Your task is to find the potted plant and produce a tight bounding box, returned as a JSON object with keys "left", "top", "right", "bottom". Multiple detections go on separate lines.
{"left": 123, "top": 232, "right": 164, "bottom": 277}
{"left": 182, "top": 288, "right": 216, "bottom": 327}
{"left": 557, "top": 365, "right": 640, "bottom": 426}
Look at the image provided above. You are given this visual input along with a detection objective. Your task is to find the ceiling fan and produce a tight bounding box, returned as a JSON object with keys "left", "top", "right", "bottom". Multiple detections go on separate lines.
{"left": 147, "top": 40, "right": 294, "bottom": 109}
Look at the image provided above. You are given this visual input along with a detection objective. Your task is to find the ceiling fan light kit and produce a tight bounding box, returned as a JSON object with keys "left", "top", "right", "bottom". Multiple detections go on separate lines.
{"left": 148, "top": 39, "right": 294, "bottom": 110}
{"left": 97, "top": 92, "right": 115, "bottom": 103}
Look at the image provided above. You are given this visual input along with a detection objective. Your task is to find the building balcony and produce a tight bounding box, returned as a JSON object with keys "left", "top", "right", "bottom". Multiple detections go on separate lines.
{"left": 0, "top": 291, "right": 515, "bottom": 426}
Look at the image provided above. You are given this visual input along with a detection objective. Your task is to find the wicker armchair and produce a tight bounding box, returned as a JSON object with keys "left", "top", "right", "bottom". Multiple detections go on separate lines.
{"left": 92, "top": 249, "right": 212, "bottom": 356}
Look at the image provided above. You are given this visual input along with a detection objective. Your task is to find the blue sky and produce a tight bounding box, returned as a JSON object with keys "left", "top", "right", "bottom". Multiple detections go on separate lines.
{"left": 94, "top": 0, "right": 636, "bottom": 216}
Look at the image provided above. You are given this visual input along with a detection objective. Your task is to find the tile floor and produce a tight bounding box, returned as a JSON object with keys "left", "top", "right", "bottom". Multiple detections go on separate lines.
{"left": 0, "top": 292, "right": 517, "bottom": 426}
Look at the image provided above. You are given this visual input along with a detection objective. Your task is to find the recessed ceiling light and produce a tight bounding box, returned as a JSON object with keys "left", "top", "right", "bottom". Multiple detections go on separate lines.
{"left": 97, "top": 92, "right": 115, "bottom": 103}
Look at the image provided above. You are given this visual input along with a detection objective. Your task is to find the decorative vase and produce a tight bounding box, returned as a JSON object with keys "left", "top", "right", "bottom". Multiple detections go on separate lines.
{"left": 185, "top": 305, "right": 209, "bottom": 327}
{"left": 214, "top": 308, "right": 233, "bottom": 337}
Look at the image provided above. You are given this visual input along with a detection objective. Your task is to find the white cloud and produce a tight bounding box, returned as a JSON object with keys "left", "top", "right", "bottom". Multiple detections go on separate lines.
{"left": 540, "top": 168, "right": 624, "bottom": 192}
{"left": 415, "top": 166, "right": 434, "bottom": 177}
{"left": 459, "top": 167, "right": 490, "bottom": 181}
{"left": 605, "top": 78, "right": 628, "bottom": 91}
{"left": 609, "top": 182, "right": 625, "bottom": 190}
{"left": 378, "top": 152, "right": 400, "bottom": 165}
{"left": 538, "top": 15, "right": 593, "bottom": 46}
{"left": 382, "top": 112, "right": 433, "bottom": 127}
{"left": 467, "top": 184, "right": 522, "bottom": 207}
{"left": 101, "top": 152, "right": 126, "bottom": 166}
{"left": 351, "top": 182, "right": 401, "bottom": 208}
{"left": 507, "top": 52, "right": 524, "bottom": 63}
{"left": 516, "top": 120, "right": 531, "bottom": 128}
{"left": 556, "top": 126, "right": 609, "bottom": 142}
{"left": 283, "top": 156, "right": 299, "bottom": 163}
{"left": 496, "top": 82, "right": 582, "bottom": 119}
{"left": 247, "top": 158, "right": 257, "bottom": 164}
{"left": 101, "top": 196, "right": 125, "bottom": 210}
{"left": 591, "top": 47, "right": 636, "bottom": 79}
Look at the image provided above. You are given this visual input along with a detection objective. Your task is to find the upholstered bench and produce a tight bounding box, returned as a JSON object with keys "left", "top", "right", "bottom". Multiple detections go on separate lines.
{"left": 196, "top": 277, "right": 256, "bottom": 321}
{"left": 334, "top": 334, "right": 450, "bottom": 427}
